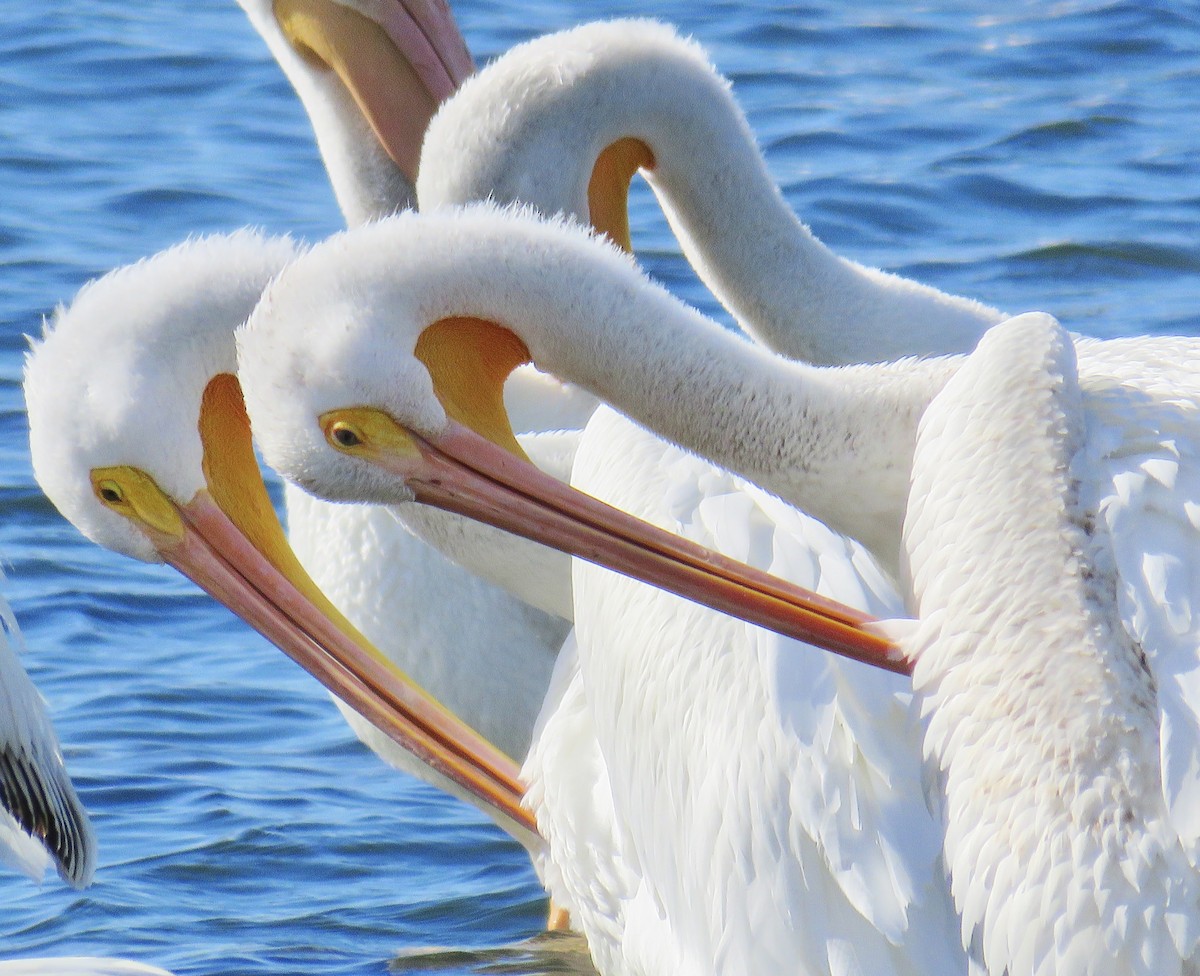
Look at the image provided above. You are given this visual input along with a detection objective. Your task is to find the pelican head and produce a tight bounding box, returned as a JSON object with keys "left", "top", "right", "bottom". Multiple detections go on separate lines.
{"left": 239, "top": 205, "right": 902, "bottom": 672}
{"left": 236, "top": 0, "right": 474, "bottom": 222}
{"left": 26, "top": 231, "right": 537, "bottom": 843}
{"left": 28, "top": 231, "right": 296, "bottom": 564}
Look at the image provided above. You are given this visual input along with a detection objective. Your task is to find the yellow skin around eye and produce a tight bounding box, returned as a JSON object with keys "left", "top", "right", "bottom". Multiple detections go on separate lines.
{"left": 321, "top": 407, "right": 423, "bottom": 466}
{"left": 91, "top": 375, "right": 431, "bottom": 685}
{"left": 90, "top": 465, "right": 185, "bottom": 540}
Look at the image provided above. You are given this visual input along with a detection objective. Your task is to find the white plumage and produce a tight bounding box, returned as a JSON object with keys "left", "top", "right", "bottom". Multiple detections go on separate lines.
{"left": 551, "top": 405, "right": 964, "bottom": 974}
{"left": 236, "top": 205, "right": 959, "bottom": 973}
{"left": 26, "top": 221, "right": 898, "bottom": 970}
{"left": 26, "top": 231, "right": 537, "bottom": 839}
{"left": 411, "top": 29, "right": 985, "bottom": 960}
{"left": 901, "top": 312, "right": 1200, "bottom": 976}
{"left": 230, "top": 10, "right": 1004, "bottom": 812}
{"left": 0, "top": 960, "right": 175, "bottom": 976}
{"left": 240, "top": 204, "right": 1197, "bottom": 568}
{"left": 27, "top": 232, "right": 301, "bottom": 566}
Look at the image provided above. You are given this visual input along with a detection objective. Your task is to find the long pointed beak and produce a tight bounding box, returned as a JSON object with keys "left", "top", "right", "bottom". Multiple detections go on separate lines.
{"left": 155, "top": 489, "right": 538, "bottom": 846}
{"left": 274, "top": 0, "right": 474, "bottom": 183}
{"left": 387, "top": 420, "right": 910, "bottom": 675}
{"left": 378, "top": 0, "right": 474, "bottom": 100}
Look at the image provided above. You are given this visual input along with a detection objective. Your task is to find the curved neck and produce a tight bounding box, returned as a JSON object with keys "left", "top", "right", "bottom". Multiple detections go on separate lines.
{"left": 308, "top": 90, "right": 416, "bottom": 225}
{"left": 416, "top": 225, "right": 957, "bottom": 565}
{"left": 626, "top": 57, "right": 1005, "bottom": 364}
{"left": 423, "top": 25, "right": 1003, "bottom": 365}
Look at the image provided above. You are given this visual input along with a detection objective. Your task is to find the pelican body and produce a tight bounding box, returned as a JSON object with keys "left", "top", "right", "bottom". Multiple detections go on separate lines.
{"left": 236, "top": 206, "right": 959, "bottom": 973}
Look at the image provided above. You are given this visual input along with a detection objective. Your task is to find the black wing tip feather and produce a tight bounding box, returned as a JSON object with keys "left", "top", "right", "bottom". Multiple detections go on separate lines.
{"left": 0, "top": 745, "right": 96, "bottom": 887}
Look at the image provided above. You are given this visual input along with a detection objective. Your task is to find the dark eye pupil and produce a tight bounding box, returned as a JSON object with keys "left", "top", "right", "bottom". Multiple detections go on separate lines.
{"left": 99, "top": 488, "right": 121, "bottom": 503}
{"left": 333, "top": 427, "right": 361, "bottom": 447}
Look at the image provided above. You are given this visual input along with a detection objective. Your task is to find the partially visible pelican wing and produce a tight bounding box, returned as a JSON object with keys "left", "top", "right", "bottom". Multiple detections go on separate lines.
{"left": 1027, "top": 334, "right": 1200, "bottom": 852}
{"left": 706, "top": 480, "right": 959, "bottom": 955}
{"left": 522, "top": 633, "right": 669, "bottom": 976}
{"left": 1077, "top": 334, "right": 1200, "bottom": 405}
{"left": 0, "top": 593, "right": 95, "bottom": 887}
{"left": 504, "top": 364, "right": 597, "bottom": 438}
{"left": 0, "top": 960, "right": 175, "bottom": 975}
{"left": 1078, "top": 366, "right": 1200, "bottom": 852}
{"left": 903, "top": 313, "right": 1200, "bottom": 976}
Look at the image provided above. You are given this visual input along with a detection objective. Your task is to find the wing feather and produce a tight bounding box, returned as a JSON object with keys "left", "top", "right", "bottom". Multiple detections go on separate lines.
{"left": 1078, "top": 372, "right": 1200, "bottom": 854}
{"left": 0, "top": 587, "right": 95, "bottom": 888}
{"left": 567, "top": 405, "right": 966, "bottom": 974}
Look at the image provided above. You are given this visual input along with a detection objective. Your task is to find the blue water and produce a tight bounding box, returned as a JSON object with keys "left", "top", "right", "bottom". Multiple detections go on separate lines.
{"left": 1, "top": 0, "right": 1198, "bottom": 972}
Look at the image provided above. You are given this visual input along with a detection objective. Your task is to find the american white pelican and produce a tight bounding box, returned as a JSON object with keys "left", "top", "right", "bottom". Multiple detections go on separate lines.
{"left": 418, "top": 19, "right": 1004, "bottom": 365}
{"left": 0, "top": 588, "right": 94, "bottom": 889}
{"left": 234, "top": 0, "right": 596, "bottom": 773}
{"left": 237, "top": 204, "right": 1200, "bottom": 973}
{"left": 410, "top": 24, "right": 981, "bottom": 952}
{"left": 900, "top": 312, "right": 1200, "bottom": 976}
{"left": 24, "top": 230, "right": 539, "bottom": 849}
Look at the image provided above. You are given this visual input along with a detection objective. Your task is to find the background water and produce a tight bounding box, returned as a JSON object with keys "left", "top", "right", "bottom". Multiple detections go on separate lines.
{"left": 0, "top": 0, "right": 1198, "bottom": 973}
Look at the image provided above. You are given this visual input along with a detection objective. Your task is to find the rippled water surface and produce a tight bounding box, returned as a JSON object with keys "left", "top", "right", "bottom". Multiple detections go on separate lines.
{"left": 1, "top": 1, "right": 1198, "bottom": 972}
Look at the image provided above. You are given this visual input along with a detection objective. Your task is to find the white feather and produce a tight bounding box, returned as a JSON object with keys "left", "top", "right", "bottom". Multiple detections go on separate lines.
{"left": 419, "top": 19, "right": 1001, "bottom": 366}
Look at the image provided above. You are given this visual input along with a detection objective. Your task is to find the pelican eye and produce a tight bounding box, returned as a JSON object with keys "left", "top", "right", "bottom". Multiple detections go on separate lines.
{"left": 96, "top": 481, "right": 125, "bottom": 506}
{"left": 329, "top": 422, "right": 364, "bottom": 449}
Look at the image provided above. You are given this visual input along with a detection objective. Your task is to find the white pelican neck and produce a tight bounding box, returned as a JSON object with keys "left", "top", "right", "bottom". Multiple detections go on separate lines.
{"left": 246, "top": 207, "right": 956, "bottom": 565}
{"left": 420, "top": 19, "right": 1003, "bottom": 364}
{"left": 237, "top": 0, "right": 411, "bottom": 223}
